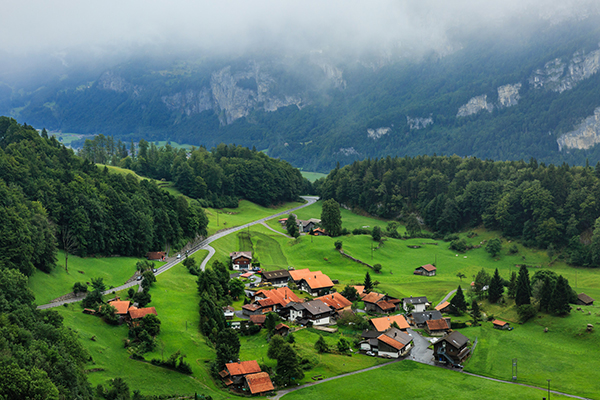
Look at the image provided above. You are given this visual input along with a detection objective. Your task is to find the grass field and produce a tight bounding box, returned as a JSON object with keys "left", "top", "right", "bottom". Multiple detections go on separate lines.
{"left": 300, "top": 171, "right": 328, "bottom": 182}
{"left": 29, "top": 251, "right": 156, "bottom": 305}
{"left": 282, "top": 361, "right": 574, "bottom": 400}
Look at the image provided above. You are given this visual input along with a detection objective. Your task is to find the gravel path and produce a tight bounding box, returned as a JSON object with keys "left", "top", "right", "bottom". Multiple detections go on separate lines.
{"left": 36, "top": 196, "right": 318, "bottom": 310}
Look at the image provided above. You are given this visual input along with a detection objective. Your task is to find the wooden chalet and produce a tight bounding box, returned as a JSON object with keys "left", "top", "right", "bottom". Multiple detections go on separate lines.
{"left": 425, "top": 318, "right": 450, "bottom": 336}
{"left": 242, "top": 287, "right": 300, "bottom": 316}
{"left": 577, "top": 293, "right": 595, "bottom": 306}
{"left": 435, "top": 301, "right": 451, "bottom": 313}
{"left": 433, "top": 331, "right": 470, "bottom": 366}
{"left": 109, "top": 300, "right": 131, "bottom": 316}
{"left": 249, "top": 314, "right": 266, "bottom": 326}
{"left": 220, "top": 360, "right": 262, "bottom": 386}
{"left": 128, "top": 307, "right": 157, "bottom": 320}
{"left": 402, "top": 296, "right": 430, "bottom": 312}
{"left": 360, "top": 327, "right": 413, "bottom": 358}
{"left": 414, "top": 264, "right": 437, "bottom": 276}
{"left": 311, "top": 228, "right": 328, "bottom": 236}
{"left": 261, "top": 269, "right": 291, "bottom": 287}
{"left": 289, "top": 268, "right": 334, "bottom": 296}
{"left": 230, "top": 251, "right": 253, "bottom": 270}
{"left": 369, "top": 314, "right": 410, "bottom": 332}
{"left": 408, "top": 310, "right": 443, "bottom": 328}
{"left": 274, "top": 323, "right": 290, "bottom": 336}
{"left": 146, "top": 251, "right": 166, "bottom": 261}
{"left": 362, "top": 292, "right": 401, "bottom": 313}
{"left": 285, "top": 299, "right": 334, "bottom": 326}
{"left": 316, "top": 292, "right": 353, "bottom": 315}
{"left": 492, "top": 320, "right": 510, "bottom": 330}
{"left": 299, "top": 218, "right": 321, "bottom": 233}
{"left": 244, "top": 372, "right": 275, "bottom": 395}
{"left": 223, "top": 306, "right": 235, "bottom": 320}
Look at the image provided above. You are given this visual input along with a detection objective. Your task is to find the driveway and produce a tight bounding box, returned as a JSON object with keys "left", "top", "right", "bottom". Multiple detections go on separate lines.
{"left": 406, "top": 328, "right": 434, "bottom": 365}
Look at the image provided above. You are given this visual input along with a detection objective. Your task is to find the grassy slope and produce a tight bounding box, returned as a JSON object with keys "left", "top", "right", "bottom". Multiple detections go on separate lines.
{"left": 300, "top": 171, "right": 328, "bottom": 182}
{"left": 29, "top": 251, "right": 154, "bottom": 305}
{"left": 281, "top": 361, "right": 573, "bottom": 400}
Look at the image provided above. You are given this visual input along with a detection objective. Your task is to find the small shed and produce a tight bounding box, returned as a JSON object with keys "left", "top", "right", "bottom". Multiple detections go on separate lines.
{"left": 414, "top": 264, "right": 437, "bottom": 276}
{"left": 492, "top": 319, "right": 510, "bottom": 330}
{"left": 249, "top": 314, "right": 266, "bottom": 326}
{"left": 577, "top": 293, "right": 595, "bottom": 306}
{"left": 274, "top": 323, "right": 290, "bottom": 336}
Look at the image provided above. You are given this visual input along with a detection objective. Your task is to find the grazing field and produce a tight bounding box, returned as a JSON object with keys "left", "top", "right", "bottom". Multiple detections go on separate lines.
{"left": 29, "top": 251, "right": 152, "bottom": 305}
{"left": 300, "top": 171, "right": 328, "bottom": 182}
{"left": 281, "top": 361, "right": 573, "bottom": 400}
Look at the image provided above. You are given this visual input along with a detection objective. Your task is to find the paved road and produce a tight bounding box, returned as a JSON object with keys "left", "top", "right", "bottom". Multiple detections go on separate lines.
{"left": 37, "top": 196, "right": 318, "bottom": 310}
{"left": 406, "top": 328, "right": 434, "bottom": 365}
{"left": 438, "top": 288, "right": 457, "bottom": 306}
{"left": 261, "top": 221, "right": 292, "bottom": 238}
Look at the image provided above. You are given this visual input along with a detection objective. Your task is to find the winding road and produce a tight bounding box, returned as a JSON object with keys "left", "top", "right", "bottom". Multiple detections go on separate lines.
{"left": 37, "top": 196, "right": 318, "bottom": 310}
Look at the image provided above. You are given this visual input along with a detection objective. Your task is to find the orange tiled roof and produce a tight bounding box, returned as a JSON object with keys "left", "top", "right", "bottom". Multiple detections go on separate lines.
{"left": 426, "top": 319, "right": 449, "bottom": 331}
{"left": 249, "top": 315, "right": 266, "bottom": 324}
{"left": 245, "top": 372, "right": 274, "bottom": 394}
{"left": 275, "top": 323, "right": 289, "bottom": 330}
{"left": 370, "top": 314, "right": 409, "bottom": 331}
{"left": 435, "top": 301, "right": 450, "bottom": 311}
{"left": 353, "top": 285, "right": 365, "bottom": 295}
{"left": 289, "top": 269, "right": 333, "bottom": 290}
{"left": 226, "top": 360, "right": 261, "bottom": 376}
{"left": 255, "top": 287, "right": 300, "bottom": 307}
{"left": 362, "top": 292, "right": 386, "bottom": 304}
{"left": 316, "top": 292, "right": 352, "bottom": 310}
{"left": 109, "top": 300, "right": 130, "bottom": 315}
{"left": 377, "top": 333, "right": 405, "bottom": 351}
{"left": 419, "top": 264, "right": 437, "bottom": 272}
{"left": 376, "top": 300, "right": 396, "bottom": 311}
{"left": 129, "top": 307, "right": 157, "bottom": 319}
{"left": 492, "top": 319, "right": 508, "bottom": 326}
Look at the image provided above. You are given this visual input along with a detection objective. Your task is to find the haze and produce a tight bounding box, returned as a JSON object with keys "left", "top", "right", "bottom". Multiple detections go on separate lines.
{"left": 3, "top": 0, "right": 599, "bottom": 59}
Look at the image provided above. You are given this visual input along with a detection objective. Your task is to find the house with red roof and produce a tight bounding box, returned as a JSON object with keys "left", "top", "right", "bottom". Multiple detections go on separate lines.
{"left": 289, "top": 268, "right": 334, "bottom": 296}
{"left": 244, "top": 372, "right": 275, "bottom": 395}
{"left": 362, "top": 292, "right": 401, "bottom": 314}
{"left": 492, "top": 319, "right": 511, "bottom": 330}
{"left": 414, "top": 264, "right": 437, "bottom": 276}
{"left": 426, "top": 318, "right": 450, "bottom": 336}
{"left": 369, "top": 314, "right": 410, "bottom": 332}
{"left": 360, "top": 327, "right": 413, "bottom": 358}
{"left": 220, "top": 360, "right": 262, "bottom": 386}
{"left": 128, "top": 307, "right": 157, "bottom": 320}
{"left": 316, "top": 292, "right": 353, "bottom": 315}
{"left": 242, "top": 287, "right": 301, "bottom": 316}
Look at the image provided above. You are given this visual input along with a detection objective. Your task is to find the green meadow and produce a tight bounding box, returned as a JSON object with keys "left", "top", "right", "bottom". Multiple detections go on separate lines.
{"left": 300, "top": 171, "right": 328, "bottom": 182}
{"left": 281, "top": 361, "right": 574, "bottom": 400}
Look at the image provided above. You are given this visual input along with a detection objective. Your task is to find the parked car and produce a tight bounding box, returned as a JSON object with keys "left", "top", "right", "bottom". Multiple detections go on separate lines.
{"left": 177, "top": 254, "right": 181, "bottom": 259}
{"left": 153, "top": 268, "right": 157, "bottom": 273}
{"left": 136, "top": 275, "right": 142, "bottom": 281}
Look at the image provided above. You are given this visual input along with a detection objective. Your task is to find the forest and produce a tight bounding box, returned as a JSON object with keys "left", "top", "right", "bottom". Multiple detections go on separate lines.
{"left": 78, "top": 135, "right": 311, "bottom": 208}
{"left": 316, "top": 155, "right": 600, "bottom": 267}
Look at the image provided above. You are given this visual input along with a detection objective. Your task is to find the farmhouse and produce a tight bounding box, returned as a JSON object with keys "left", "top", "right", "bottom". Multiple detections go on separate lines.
{"left": 289, "top": 268, "right": 334, "bottom": 296}
{"left": 433, "top": 331, "right": 470, "bottom": 366}
{"left": 402, "top": 296, "right": 430, "bottom": 312}
{"left": 128, "top": 307, "right": 158, "bottom": 320}
{"left": 299, "top": 218, "right": 321, "bottom": 233}
{"left": 230, "top": 251, "right": 252, "bottom": 270}
{"left": 316, "top": 292, "right": 353, "bottom": 315}
{"left": 362, "top": 292, "right": 401, "bottom": 314}
{"left": 109, "top": 300, "right": 131, "bottom": 316}
{"left": 408, "top": 310, "right": 443, "bottom": 328}
{"left": 577, "top": 293, "right": 595, "bottom": 306}
{"left": 370, "top": 314, "right": 410, "bottom": 332}
{"left": 244, "top": 372, "right": 275, "bottom": 395}
{"left": 223, "top": 305, "right": 235, "bottom": 320}
{"left": 360, "top": 327, "right": 413, "bottom": 358}
{"left": 425, "top": 318, "right": 450, "bottom": 336}
{"left": 261, "top": 269, "right": 291, "bottom": 287}
{"left": 284, "top": 299, "right": 334, "bottom": 326}
{"left": 146, "top": 251, "right": 166, "bottom": 261}
{"left": 311, "top": 228, "right": 328, "bottom": 236}
{"left": 220, "top": 360, "right": 262, "bottom": 386}
{"left": 414, "top": 264, "right": 437, "bottom": 276}
{"left": 492, "top": 320, "right": 510, "bottom": 330}
{"left": 242, "top": 287, "right": 300, "bottom": 316}
{"left": 435, "top": 301, "right": 451, "bottom": 313}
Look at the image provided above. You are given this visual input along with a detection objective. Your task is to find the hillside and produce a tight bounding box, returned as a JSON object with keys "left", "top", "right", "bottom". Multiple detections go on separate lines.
{"left": 4, "top": 15, "right": 600, "bottom": 171}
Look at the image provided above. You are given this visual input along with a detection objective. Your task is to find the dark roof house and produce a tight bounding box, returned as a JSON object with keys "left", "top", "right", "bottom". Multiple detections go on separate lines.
{"left": 433, "top": 331, "right": 470, "bottom": 366}
{"left": 409, "top": 310, "right": 443, "bottom": 327}
{"left": 414, "top": 264, "right": 437, "bottom": 276}
{"left": 577, "top": 293, "right": 594, "bottom": 306}
{"left": 261, "top": 269, "right": 291, "bottom": 286}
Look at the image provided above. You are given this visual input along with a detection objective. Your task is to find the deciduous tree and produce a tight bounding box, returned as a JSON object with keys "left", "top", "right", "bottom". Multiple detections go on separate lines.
{"left": 321, "top": 199, "right": 342, "bottom": 237}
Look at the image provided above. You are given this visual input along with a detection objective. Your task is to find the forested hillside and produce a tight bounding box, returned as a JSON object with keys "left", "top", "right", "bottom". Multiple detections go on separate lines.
{"left": 78, "top": 135, "right": 309, "bottom": 208}
{"left": 5, "top": 15, "right": 600, "bottom": 171}
{"left": 0, "top": 117, "right": 208, "bottom": 274}
{"left": 317, "top": 155, "right": 600, "bottom": 267}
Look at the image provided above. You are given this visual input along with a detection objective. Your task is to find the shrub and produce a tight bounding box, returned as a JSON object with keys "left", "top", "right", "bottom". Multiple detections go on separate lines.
{"left": 373, "top": 264, "right": 382, "bottom": 273}
{"left": 443, "top": 233, "right": 460, "bottom": 242}
{"left": 517, "top": 304, "right": 537, "bottom": 323}
{"left": 449, "top": 239, "right": 467, "bottom": 252}
{"left": 334, "top": 240, "right": 343, "bottom": 250}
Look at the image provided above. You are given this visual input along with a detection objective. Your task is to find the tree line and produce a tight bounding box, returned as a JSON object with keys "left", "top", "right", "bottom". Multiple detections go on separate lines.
{"left": 0, "top": 117, "right": 208, "bottom": 276}
{"left": 317, "top": 155, "right": 600, "bottom": 267}
{"left": 79, "top": 135, "right": 312, "bottom": 208}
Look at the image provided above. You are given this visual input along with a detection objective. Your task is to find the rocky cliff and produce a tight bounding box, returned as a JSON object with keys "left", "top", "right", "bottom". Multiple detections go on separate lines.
{"left": 407, "top": 116, "right": 433, "bottom": 130}
{"left": 529, "top": 48, "right": 600, "bottom": 93}
{"left": 497, "top": 83, "right": 522, "bottom": 107}
{"left": 557, "top": 107, "right": 600, "bottom": 150}
{"left": 457, "top": 95, "right": 494, "bottom": 117}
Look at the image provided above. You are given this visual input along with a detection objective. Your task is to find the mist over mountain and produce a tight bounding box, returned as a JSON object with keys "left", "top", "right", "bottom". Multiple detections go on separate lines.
{"left": 3, "top": 1, "right": 600, "bottom": 171}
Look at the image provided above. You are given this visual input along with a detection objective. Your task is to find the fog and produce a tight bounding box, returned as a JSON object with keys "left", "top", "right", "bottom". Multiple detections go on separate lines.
{"left": 3, "top": 0, "right": 599, "bottom": 60}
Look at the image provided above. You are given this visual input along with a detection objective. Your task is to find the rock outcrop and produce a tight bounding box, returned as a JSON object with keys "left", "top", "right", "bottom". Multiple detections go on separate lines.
{"left": 557, "top": 107, "right": 600, "bottom": 150}
{"left": 407, "top": 116, "right": 433, "bottom": 130}
{"left": 529, "top": 49, "right": 600, "bottom": 93}
{"left": 497, "top": 83, "right": 522, "bottom": 107}
{"left": 97, "top": 71, "right": 142, "bottom": 96}
{"left": 457, "top": 95, "right": 494, "bottom": 117}
{"left": 367, "top": 127, "right": 391, "bottom": 139}
{"left": 338, "top": 147, "right": 359, "bottom": 156}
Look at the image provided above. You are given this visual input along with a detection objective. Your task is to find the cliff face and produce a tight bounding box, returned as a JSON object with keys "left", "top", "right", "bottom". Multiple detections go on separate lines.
{"left": 497, "top": 83, "right": 522, "bottom": 107}
{"left": 457, "top": 95, "right": 494, "bottom": 117}
{"left": 529, "top": 48, "right": 600, "bottom": 93}
{"left": 557, "top": 107, "right": 600, "bottom": 150}
{"left": 407, "top": 116, "right": 433, "bottom": 130}
{"left": 97, "top": 71, "right": 142, "bottom": 97}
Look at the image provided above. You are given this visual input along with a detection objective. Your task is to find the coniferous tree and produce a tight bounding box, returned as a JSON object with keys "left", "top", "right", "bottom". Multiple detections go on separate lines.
{"left": 364, "top": 271, "right": 373, "bottom": 292}
{"left": 550, "top": 275, "right": 572, "bottom": 315}
{"left": 471, "top": 300, "right": 481, "bottom": 323}
{"left": 539, "top": 277, "right": 554, "bottom": 313}
{"left": 276, "top": 344, "right": 304, "bottom": 386}
{"left": 515, "top": 265, "right": 532, "bottom": 306}
{"left": 405, "top": 213, "right": 421, "bottom": 237}
{"left": 507, "top": 271, "right": 517, "bottom": 299}
{"left": 215, "top": 328, "right": 241, "bottom": 370}
{"left": 286, "top": 214, "right": 300, "bottom": 238}
{"left": 267, "top": 335, "right": 286, "bottom": 360}
{"left": 314, "top": 335, "right": 329, "bottom": 353}
{"left": 450, "top": 285, "right": 467, "bottom": 314}
{"left": 488, "top": 268, "right": 504, "bottom": 303}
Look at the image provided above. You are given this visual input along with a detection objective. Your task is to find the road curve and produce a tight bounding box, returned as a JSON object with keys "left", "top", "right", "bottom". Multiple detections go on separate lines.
{"left": 37, "top": 196, "right": 319, "bottom": 310}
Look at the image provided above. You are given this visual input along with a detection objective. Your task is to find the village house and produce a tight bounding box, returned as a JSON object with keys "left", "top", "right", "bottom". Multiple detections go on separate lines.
{"left": 289, "top": 268, "right": 334, "bottom": 296}
{"left": 360, "top": 327, "right": 413, "bottom": 358}
{"left": 230, "top": 251, "right": 252, "bottom": 270}
{"left": 425, "top": 318, "right": 450, "bottom": 336}
{"left": 577, "top": 293, "right": 595, "bottom": 306}
{"left": 261, "top": 269, "right": 291, "bottom": 287}
{"left": 274, "top": 323, "right": 290, "bottom": 336}
{"left": 242, "top": 287, "right": 300, "bottom": 316}
{"left": 408, "top": 310, "right": 444, "bottom": 328}
{"left": 433, "top": 331, "right": 470, "bottom": 367}
{"left": 435, "top": 301, "right": 451, "bottom": 313}
{"left": 492, "top": 320, "right": 511, "bottom": 330}
{"left": 299, "top": 218, "right": 321, "bottom": 233}
{"left": 244, "top": 372, "right": 275, "bottom": 395}
{"left": 220, "top": 360, "right": 262, "bottom": 387}
{"left": 362, "top": 292, "right": 401, "bottom": 314}
{"left": 311, "top": 227, "right": 328, "bottom": 236}
{"left": 369, "top": 314, "right": 410, "bottom": 332}
{"left": 414, "top": 264, "right": 437, "bottom": 276}
{"left": 128, "top": 307, "right": 158, "bottom": 320}
{"left": 146, "top": 251, "right": 166, "bottom": 261}
{"left": 402, "top": 296, "right": 430, "bottom": 312}
{"left": 283, "top": 299, "right": 334, "bottom": 326}
{"left": 223, "top": 306, "right": 235, "bottom": 320}
{"left": 316, "top": 292, "right": 353, "bottom": 315}
{"left": 353, "top": 285, "right": 367, "bottom": 298}
{"left": 108, "top": 300, "right": 131, "bottom": 317}
{"left": 249, "top": 314, "right": 266, "bottom": 326}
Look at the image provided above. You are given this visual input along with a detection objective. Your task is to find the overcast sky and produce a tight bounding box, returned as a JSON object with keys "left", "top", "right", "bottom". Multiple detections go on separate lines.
{"left": 2, "top": 0, "right": 598, "bottom": 57}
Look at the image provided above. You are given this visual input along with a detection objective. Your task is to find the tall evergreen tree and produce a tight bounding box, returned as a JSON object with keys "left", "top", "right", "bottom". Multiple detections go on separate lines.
{"left": 314, "top": 335, "right": 329, "bottom": 353}
{"left": 539, "top": 277, "right": 554, "bottom": 313}
{"left": 276, "top": 344, "right": 304, "bottom": 385}
{"left": 515, "top": 265, "right": 532, "bottom": 306}
{"left": 507, "top": 271, "right": 517, "bottom": 299}
{"left": 364, "top": 271, "right": 373, "bottom": 292}
{"left": 550, "top": 275, "right": 572, "bottom": 315}
{"left": 471, "top": 300, "right": 481, "bottom": 322}
{"left": 285, "top": 214, "right": 300, "bottom": 238}
{"left": 321, "top": 199, "right": 342, "bottom": 237}
{"left": 488, "top": 268, "right": 504, "bottom": 303}
{"left": 450, "top": 285, "right": 467, "bottom": 314}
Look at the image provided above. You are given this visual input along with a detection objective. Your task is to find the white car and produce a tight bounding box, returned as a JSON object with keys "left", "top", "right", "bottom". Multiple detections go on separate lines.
{"left": 177, "top": 254, "right": 181, "bottom": 259}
